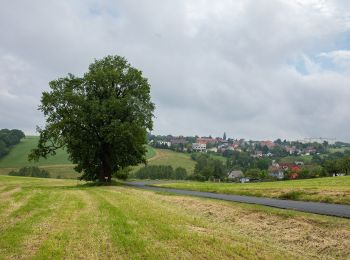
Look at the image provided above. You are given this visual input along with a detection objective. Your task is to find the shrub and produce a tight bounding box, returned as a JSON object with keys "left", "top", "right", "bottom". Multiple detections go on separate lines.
{"left": 134, "top": 165, "right": 188, "bottom": 180}
{"left": 8, "top": 166, "right": 50, "bottom": 178}
{"left": 279, "top": 190, "right": 306, "bottom": 200}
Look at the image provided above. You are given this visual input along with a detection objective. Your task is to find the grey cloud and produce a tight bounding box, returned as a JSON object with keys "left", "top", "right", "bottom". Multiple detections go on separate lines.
{"left": 0, "top": 0, "right": 350, "bottom": 141}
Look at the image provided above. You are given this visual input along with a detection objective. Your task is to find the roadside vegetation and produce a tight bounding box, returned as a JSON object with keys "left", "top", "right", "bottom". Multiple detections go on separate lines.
{"left": 0, "top": 175, "right": 349, "bottom": 259}
{"left": 133, "top": 165, "right": 187, "bottom": 180}
{"left": 152, "top": 176, "right": 350, "bottom": 205}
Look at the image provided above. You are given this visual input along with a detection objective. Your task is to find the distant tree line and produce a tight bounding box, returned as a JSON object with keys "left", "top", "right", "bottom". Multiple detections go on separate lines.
{"left": 0, "top": 129, "right": 25, "bottom": 158}
{"left": 224, "top": 150, "right": 271, "bottom": 172}
{"left": 9, "top": 166, "right": 50, "bottom": 178}
{"left": 190, "top": 153, "right": 226, "bottom": 181}
{"left": 134, "top": 165, "right": 187, "bottom": 180}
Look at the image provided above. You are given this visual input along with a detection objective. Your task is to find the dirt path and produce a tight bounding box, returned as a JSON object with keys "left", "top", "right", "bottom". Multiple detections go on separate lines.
{"left": 147, "top": 149, "right": 169, "bottom": 162}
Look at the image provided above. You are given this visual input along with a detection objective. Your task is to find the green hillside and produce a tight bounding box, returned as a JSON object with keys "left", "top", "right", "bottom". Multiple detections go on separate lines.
{"left": 132, "top": 149, "right": 196, "bottom": 174}
{"left": 0, "top": 136, "right": 196, "bottom": 178}
{"left": 0, "top": 136, "right": 156, "bottom": 167}
{"left": 0, "top": 136, "right": 72, "bottom": 168}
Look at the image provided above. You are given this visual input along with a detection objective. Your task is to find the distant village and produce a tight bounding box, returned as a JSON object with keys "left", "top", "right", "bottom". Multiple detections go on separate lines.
{"left": 148, "top": 133, "right": 350, "bottom": 182}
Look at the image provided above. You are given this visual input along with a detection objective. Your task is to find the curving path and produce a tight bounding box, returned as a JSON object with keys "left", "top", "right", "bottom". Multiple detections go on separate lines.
{"left": 125, "top": 181, "right": 350, "bottom": 218}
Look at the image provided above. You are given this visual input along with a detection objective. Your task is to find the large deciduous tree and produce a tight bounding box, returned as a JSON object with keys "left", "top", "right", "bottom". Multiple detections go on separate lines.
{"left": 29, "top": 55, "right": 155, "bottom": 182}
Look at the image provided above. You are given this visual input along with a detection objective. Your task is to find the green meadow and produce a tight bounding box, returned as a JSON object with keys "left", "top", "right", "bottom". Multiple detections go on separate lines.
{"left": 0, "top": 175, "right": 349, "bottom": 259}
{"left": 153, "top": 176, "right": 350, "bottom": 204}
{"left": 131, "top": 149, "right": 196, "bottom": 174}
{"left": 0, "top": 137, "right": 158, "bottom": 179}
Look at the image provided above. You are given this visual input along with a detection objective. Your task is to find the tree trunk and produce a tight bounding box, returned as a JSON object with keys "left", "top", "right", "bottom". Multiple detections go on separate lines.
{"left": 98, "top": 162, "right": 112, "bottom": 183}
{"left": 98, "top": 144, "right": 112, "bottom": 183}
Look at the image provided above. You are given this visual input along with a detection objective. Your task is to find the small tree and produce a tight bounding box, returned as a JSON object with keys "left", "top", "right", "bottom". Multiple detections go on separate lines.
{"left": 244, "top": 168, "right": 261, "bottom": 179}
{"left": 173, "top": 167, "right": 187, "bottom": 180}
{"left": 29, "top": 55, "right": 154, "bottom": 182}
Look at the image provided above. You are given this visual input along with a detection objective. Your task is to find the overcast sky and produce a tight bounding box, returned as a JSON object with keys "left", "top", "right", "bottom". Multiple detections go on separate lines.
{"left": 1, "top": 0, "right": 350, "bottom": 141}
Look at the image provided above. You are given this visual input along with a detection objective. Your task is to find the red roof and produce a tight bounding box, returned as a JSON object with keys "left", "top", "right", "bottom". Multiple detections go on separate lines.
{"left": 196, "top": 138, "right": 217, "bottom": 144}
{"left": 291, "top": 166, "right": 301, "bottom": 172}
{"left": 290, "top": 173, "right": 299, "bottom": 179}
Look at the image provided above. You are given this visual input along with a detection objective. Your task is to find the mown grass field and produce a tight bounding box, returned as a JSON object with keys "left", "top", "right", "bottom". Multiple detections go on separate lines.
{"left": 153, "top": 176, "right": 350, "bottom": 205}
{"left": 131, "top": 149, "right": 196, "bottom": 174}
{"left": 0, "top": 175, "right": 349, "bottom": 259}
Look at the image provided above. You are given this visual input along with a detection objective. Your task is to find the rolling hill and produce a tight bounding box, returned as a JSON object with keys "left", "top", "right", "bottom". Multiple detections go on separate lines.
{"left": 0, "top": 136, "right": 196, "bottom": 178}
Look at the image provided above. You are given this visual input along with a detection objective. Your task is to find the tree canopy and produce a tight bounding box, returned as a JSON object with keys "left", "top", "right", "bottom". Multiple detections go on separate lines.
{"left": 0, "top": 129, "right": 25, "bottom": 158}
{"left": 29, "top": 55, "right": 154, "bottom": 182}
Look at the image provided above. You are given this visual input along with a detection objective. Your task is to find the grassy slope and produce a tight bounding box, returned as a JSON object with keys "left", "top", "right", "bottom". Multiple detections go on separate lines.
{"left": 0, "top": 136, "right": 76, "bottom": 179}
{"left": 0, "top": 136, "right": 72, "bottom": 167}
{"left": 279, "top": 155, "right": 313, "bottom": 163}
{"left": 0, "top": 136, "right": 183, "bottom": 179}
{"left": 132, "top": 149, "right": 196, "bottom": 174}
{"left": 0, "top": 136, "right": 157, "bottom": 168}
{"left": 153, "top": 176, "right": 350, "bottom": 205}
{"left": 0, "top": 175, "right": 349, "bottom": 259}
{"left": 329, "top": 147, "right": 350, "bottom": 153}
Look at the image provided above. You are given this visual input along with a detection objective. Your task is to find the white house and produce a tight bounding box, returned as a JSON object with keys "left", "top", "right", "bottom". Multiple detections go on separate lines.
{"left": 157, "top": 141, "right": 171, "bottom": 147}
{"left": 228, "top": 170, "right": 243, "bottom": 180}
{"left": 240, "top": 177, "right": 250, "bottom": 183}
{"left": 207, "top": 147, "right": 218, "bottom": 153}
{"left": 192, "top": 143, "right": 206, "bottom": 152}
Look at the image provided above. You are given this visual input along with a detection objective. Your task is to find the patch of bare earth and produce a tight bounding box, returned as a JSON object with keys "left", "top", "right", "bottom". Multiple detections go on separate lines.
{"left": 0, "top": 186, "right": 30, "bottom": 228}
{"left": 155, "top": 192, "right": 350, "bottom": 259}
{"left": 147, "top": 149, "right": 168, "bottom": 162}
{"left": 0, "top": 186, "right": 21, "bottom": 200}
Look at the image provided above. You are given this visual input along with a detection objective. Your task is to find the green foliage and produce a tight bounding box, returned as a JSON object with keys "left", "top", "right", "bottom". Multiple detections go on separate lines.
{"left": 298, "top": 168, "right": 310, "bottom": 179}
{"left": 0, "top": 140, "right": 9, "bottom": 157}
{"left": 0, "top": 129, "right": 25, "bottom": 158}
{"left": 29, "top": 55, "right": 155, "bottom": 182}
{"left": 278, "top": 190, "right": 306, "bottom": 200}
{"left": 174, "top": 167, "right": 187, "bottom": 180}
{"left": 8, "top": 166, "right": 50, "bottom": 178}
{"left": 192, "top": 154, "right": 226, "bottom": 181}
{"left": 134, "top": 165, "right": 187, "bottom": 180}
{"left": 336, "top": 157, "right": 350, "bottom": 175}
{"left": 244, "top": 168, "right": 261, "bottom": 179}
{"left": 114, "top": 167, "right": 131, "bottom": 180}
{"left": 256, "top": 158, "right": 270, "bottom": 170}
{"left": 226, "top": 151, "right": 255, "bottom": 172}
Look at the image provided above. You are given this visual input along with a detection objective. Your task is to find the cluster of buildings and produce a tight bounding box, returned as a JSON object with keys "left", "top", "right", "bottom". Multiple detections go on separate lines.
{"left": 228, "top": 160, "right": 303, "bottom": 182}
{"left": 152, "top": 134, "right": 329, "bottom": 157}
{"left": 192, "top": 136, "right": 244, "bottom": 153}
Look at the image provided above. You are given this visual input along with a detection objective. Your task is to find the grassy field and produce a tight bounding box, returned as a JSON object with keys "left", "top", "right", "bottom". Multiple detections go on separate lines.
{"left": 153, "top": 176, "right": 350, "bottom": 205}
{"left": 279, "top": 155, "right": 313, "bottom": 163}
{"left": 0, "top": 175, "right": 349, "bottom": 259}
{"left": 0, "top": 137, "right": 157, "bottom": 179}
{"left": 132, "top": 149, "right": 196, "bottom": 174}
{"left": 0, "top": 136, "right": 72, "bottom": 167}
{"left": 329, "top": 147, "right": 350, "bottom": 153}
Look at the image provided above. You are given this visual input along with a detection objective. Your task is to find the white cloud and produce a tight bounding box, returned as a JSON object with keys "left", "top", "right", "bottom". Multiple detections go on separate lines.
{"left": 0, "top": 0, "right": 350, "bottom": 140}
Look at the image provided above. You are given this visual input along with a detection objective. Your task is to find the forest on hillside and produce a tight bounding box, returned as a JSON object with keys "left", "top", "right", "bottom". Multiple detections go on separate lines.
{"left": 0, "top": 129, "right": 25, "bottom": 158}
